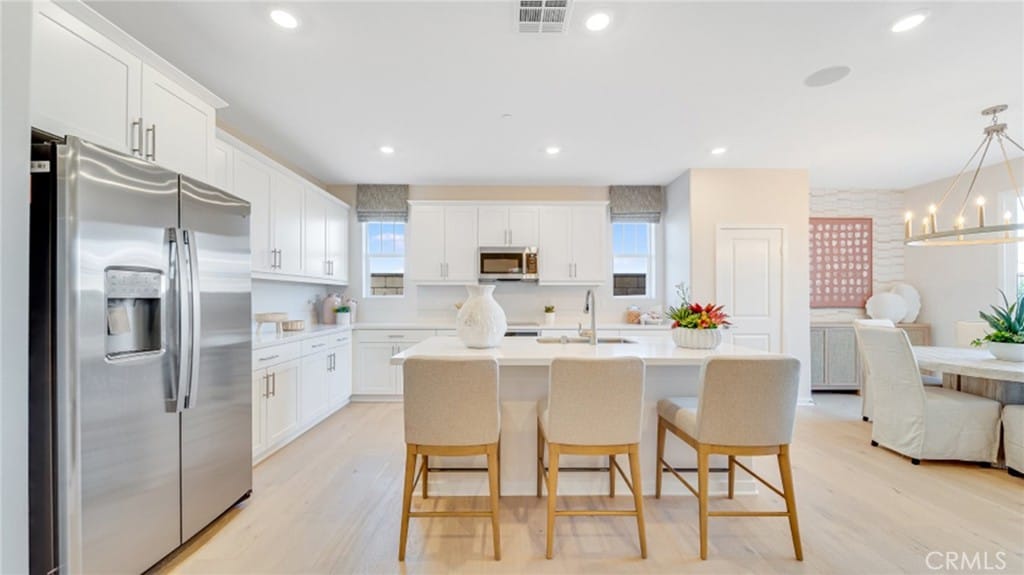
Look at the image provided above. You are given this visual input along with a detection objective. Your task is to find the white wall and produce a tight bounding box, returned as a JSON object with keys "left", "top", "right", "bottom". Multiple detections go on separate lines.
{"left": 904, "top": 158, "right": 1023, "bottom": 347}
{"left": 810, "top": 189, "right": 906, "bottom": 322}
{"left": 252, "top": 280, "right": 330, "bottom": 330}
{"left": 663, "top": 171, "right": 691, "bottom": 305}
{"left": 1, "top": 2, "right": 32, "bottom": 571}
{"left": 686, "top": 169, "right": 812, "bottom": 404}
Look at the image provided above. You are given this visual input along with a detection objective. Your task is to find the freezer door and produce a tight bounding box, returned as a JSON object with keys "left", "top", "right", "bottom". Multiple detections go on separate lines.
{"left": 59, "top": 138, "right": 182, "bottom": 574}
{"left": 179, "top": 175, "right": 253, "bottom": 541}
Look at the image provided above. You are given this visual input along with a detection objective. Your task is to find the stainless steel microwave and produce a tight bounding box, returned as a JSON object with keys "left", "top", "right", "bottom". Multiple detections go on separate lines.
{"left": 478, "top": 246, "right": 539, "bottom": 282}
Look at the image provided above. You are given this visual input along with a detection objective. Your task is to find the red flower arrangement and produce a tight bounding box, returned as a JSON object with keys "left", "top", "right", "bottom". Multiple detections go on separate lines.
{"left": 667, "top": 284, "right": 731, "bottom": 330}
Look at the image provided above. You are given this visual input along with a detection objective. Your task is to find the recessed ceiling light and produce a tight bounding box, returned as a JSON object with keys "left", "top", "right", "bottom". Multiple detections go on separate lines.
{"left": 804, "top": 65, "right": 852, "bottom": 88}
{"left": 270, "top": 9, "right": 299, "bottom": 29}
{"left": 585, "top": 12, "right": 611, "bottom": 32}
{"left": 891, "top": 9, "right": 930, "bottom": 33}
{"left": 379, "top": 145, "right": 395, "bottom": 155}
{"left": 545, "top": 146, "right": 561, "bottom": 156}
{"left": 710, "top": 147, "right": 727, "bottom": 155}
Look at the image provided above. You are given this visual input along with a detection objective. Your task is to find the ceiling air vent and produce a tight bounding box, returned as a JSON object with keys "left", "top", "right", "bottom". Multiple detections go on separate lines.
{"left": 517, "top": 0, "right": 572, "bottom": 34}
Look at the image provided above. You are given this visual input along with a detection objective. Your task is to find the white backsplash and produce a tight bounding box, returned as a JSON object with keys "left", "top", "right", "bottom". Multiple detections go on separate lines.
{"left": 252, "top": 280, "right": 337, "bottom": 330}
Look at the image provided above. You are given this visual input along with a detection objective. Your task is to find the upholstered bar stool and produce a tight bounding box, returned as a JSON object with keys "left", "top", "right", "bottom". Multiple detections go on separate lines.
{"left": 399, "top": 358, "right": 501, "bottom": 561}
{"left": 656, "top": 356, "right": 803, "bottom": 561}
{"left": 536, "top": 357, "right": 647, "bottom": 559}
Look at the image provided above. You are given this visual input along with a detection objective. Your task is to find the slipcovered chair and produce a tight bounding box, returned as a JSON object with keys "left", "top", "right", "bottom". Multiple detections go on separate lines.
{"left": 537, "top": 357, "right": 647, "bottom": 559}
{"left": 853, "top": 319, "right": 896, "bottom": 422}
{"left": 656, "top": 356, "right": 803, "bottom": 561}
{"left": 399, "top": 358, "right": 502, "bottom": 561}
{"left": 1004, "top": 405, "right": 1024, "bottom": 477}
{"left": 858, "top": 326, "right": 1001, "bottom": 465}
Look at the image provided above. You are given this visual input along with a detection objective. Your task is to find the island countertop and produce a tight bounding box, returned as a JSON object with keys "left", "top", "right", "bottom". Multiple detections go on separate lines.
{"left": 390, "top": 335, "right": 773, "bottom": 367}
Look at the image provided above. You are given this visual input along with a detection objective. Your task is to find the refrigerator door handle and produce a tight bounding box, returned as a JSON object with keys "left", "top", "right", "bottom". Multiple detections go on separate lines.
{"left": 170, "top": 228, "right": 190, "bottom": 413}
{"left": 184, "top": 229, "right": 202, "bottom": 409}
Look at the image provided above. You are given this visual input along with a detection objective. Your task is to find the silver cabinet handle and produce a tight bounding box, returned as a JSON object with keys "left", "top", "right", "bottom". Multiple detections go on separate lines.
{"left": 270, "top": 372, "right": 277, "bottom": 397}
{"left": 258, "top": 354, "right": 279, "bottom": 362}
{"left": 311, "top": 343, "right": 325, "bottom": 349}
{"left": 263, "top": 374, "right": 270, "bottom": 398}
{"left": 387, "top": 334, "right": 404, "bottom": 339}
{"left": 145, "top": 124, "right": 157, "bottom": 161}
{"left": 131, "top": 118, "right": 143, "bottom": 156}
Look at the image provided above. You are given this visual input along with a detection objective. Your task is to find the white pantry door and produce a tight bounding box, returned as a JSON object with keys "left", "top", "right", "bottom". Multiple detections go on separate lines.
{"left": 715, "top": 227, "right": 783, "bottom": 352}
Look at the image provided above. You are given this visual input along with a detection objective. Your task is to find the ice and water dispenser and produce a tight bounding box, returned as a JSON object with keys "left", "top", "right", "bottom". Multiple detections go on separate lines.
{"left": 104, "top": 267, "right": 163, "bottom": 359}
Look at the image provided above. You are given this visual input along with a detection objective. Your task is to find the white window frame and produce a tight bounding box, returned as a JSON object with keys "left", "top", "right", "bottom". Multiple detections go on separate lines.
{"left": 363, "top": 221, "right": 406, "bottom": 298}
{"left": 612, "top": 222, "right": 657, "bottom": 299}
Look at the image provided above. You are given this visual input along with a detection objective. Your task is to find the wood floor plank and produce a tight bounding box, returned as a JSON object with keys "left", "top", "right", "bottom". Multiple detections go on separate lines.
{"left": 151, "top": 394, "right": 1024, "bottom": 574}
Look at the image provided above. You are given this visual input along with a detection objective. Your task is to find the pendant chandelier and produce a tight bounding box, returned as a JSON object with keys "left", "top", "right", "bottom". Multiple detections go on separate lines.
{"left": 905, "top": 104, "right": 1024, "bottom": 246}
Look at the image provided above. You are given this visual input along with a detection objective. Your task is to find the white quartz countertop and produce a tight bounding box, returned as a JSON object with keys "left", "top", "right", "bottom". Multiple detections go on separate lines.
{"left": 252, "top": 324, "right": 352, "bottom": 349}
{"left": 354, "top": 321, "right": 671, "bottom": 331}
{"left": 914, "top": 346, "right": 1024, "bottom": 383}
{"left": 390, "top": 336, "right": 772, "bottom": 367}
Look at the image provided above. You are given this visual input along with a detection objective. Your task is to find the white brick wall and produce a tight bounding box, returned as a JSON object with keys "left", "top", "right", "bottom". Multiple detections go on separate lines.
{"left": 810, "top": 189, "right": 906, "bottom": 322}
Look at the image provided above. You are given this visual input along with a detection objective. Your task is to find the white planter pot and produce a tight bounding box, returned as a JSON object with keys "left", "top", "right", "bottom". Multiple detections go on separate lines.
{"left": 672, "top": 327, "right": 722, "bottom": 350}
{"left": 544, "top": 313, "right": 556, "bottom": 326}
{"left": 988, "top": 342, "right": 1024, "bottom": 362}
{"left": 456, "top": 284, "right": 508, "bottom": 349}
{"left": 335, "top": 312, "right": 351, "bottom": 326}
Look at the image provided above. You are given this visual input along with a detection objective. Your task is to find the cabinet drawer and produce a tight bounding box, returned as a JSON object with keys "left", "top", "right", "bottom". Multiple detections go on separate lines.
{"left": 302, "top": 336, "right": 332, "bottom": 355}
{"left": 253, "top": 342, "right": 301, "bottom": 370}
{"left": 357, "top": 329, "right": 434, "bottom": 343}
{"left": 329, "top": 331, "right": 353, "bottom": 348}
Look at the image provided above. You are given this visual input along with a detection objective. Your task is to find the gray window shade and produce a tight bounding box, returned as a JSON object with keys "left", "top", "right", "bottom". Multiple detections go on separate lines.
{"left": 609, "top": 186, "right": 664, "bottom": 223}
{"left": 356, "top": 184, "right": 409, "bottom": 222}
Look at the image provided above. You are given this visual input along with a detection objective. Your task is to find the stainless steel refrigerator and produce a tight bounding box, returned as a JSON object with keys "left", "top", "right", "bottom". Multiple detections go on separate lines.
{"left": 29, "top": 134, "right": 253, "bottom": 574}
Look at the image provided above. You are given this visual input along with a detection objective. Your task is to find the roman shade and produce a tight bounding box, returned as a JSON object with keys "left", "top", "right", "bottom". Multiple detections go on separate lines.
{"left": 609, "top": 185, "right": 664, "bottom": 223}
{"left": 356, "top": 184, "right": 409, "bottom": 222}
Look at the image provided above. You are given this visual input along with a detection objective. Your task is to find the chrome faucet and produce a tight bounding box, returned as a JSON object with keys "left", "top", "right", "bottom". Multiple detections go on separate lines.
{"left": 582, "top": 289, "right": 597, "bottom": 345}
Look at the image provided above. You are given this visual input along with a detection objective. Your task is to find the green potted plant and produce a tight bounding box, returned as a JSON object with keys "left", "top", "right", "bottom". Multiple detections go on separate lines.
{"left": 334, "top": 305, "right": 352, "bottom": 326}
{"left": 544, "top": 305, "right": 556, "bottom": 326}
{"left": 973, "top": 291, "right": 1024, "bottom": 362}
{"left": 668, "top": 283, "right": 730, "bottom": 349}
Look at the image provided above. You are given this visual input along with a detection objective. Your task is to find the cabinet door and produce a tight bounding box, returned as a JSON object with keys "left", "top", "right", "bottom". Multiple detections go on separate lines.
{"left": 300, "top": 351, "right": 330, "bottom": 425}
{"left": 508, "top": 206, "right": 540, "bottom": 246}
{"left": 304, "top": 190, "right": 329, "bottom": 279}
{"left": 327, "top": 202, "right": 349, "bottom": 283}
{"left": 393, "top": 343, "right": 415, "bottom": 396}
{"left": 211, "top": 140, "right": 234, "bottom": 193}
{"left": 252, "top": 370, "right": 268, "bottom": 458}
{"left": 478, "top": 206, "right": 508, "bottom": 246}
{"left": 328, "top": 342, "right": 353, "bottom": 407}
{"left": 266, "top": 360, "right": 300, "bottom": 445}
{"left": 825, "top": 328, "right": 859, "bottom": 388}
{"left": 444, "top": 206, "right": 479, "bottom": 281}
{"left": 355, "top": 342, "right": 400, "bottom": 395}
{"left": 31, "top": 3, "right": 142, "bottom": 153}
{"left": 407, "top": 206, "right": 446, "bottom": 281}
{"left": 271, "top": 173, "right": 305, "bottom": 275}
{"left": 570, "top": 205, "right": 608, "bottom": 283}
{"left": 810, "top": 328, "right": 826, "bottom": 388}
{"left": 233, "top": 152, "right": 274, "bottom": 272}
{"left": 538, "top": 207, "right": 573, "bottom": 282}
{"left": 140, "top": 64, "right": 215, "bottom": 181}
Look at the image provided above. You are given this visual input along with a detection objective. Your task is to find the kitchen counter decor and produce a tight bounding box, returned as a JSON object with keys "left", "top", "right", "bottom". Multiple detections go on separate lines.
{"left": 974, "top": 291, "right": 1024, "bottom": 362}
{"left": 456, "top": 284, "right": 507, "bottom": 348}
{"left": 669, "top": 283, "right": 730, "bottom": 350}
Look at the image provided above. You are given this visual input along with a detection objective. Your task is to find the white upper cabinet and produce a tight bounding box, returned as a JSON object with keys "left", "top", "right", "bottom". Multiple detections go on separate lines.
{"left": 271, "top": 173, "right": 305, "bottom": 276}
{"left": 538, "top": 204, "right": 607, "bottom": 284}
{"left": 31, "top": 2, "right": 141, "bottom": 153}
{"left": 477, "top": 206, "right": 539, "bottom": 247}
{"left": 326, "top": 201, "right": 350, "bottom": 283}
{"left": 407, "top": 205, "right": 446, "bottom": 282}
{"left": 233, "top": 150, "right": 274, "bottom": 273}
{"left": 211, "top": 139, "right": 234, "bottom": 193}
{"left": 443, "top": 207, "right": 479, "bottom": 281}
{"left": 140, "top": 64, "right": 215, "bottom": 181}
{"left": 30, "top": 2, "right": 219, "bottom": 181}
{"left": 408, "top": 204, "right": 478, "bottom": 283}
{"left": 304, "top": 190, "right": 329, "bottom": 278}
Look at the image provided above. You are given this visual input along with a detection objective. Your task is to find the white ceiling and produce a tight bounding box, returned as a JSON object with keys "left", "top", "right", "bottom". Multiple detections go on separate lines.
{"left": 86, "top": 1, "right": 1024, "bottom": 189}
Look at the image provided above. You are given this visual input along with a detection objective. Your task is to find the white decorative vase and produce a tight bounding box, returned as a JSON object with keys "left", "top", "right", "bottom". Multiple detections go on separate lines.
{"left": 544, "top": 312, "right": 556, "bottom": 326}
{"left": 889, "top": 283, "right": 922, "bottom": 323}
{"left": 866, "top": 293, "right": 908, "bottom": 323}
{"left": 456, "top": 285, "right": 508, "bottom": 349}
{"left": 672, "top": 328, "right": 722, "bottom": 350}
{"left": 988, "top": 342, "right": 1024, "bottom": 362}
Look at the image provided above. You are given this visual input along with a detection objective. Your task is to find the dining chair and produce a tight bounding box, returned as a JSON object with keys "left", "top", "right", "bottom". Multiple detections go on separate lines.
{"left": 1004, "top": 405, "right": 1024, "bottom": 477}
{"left": 536, "top": 357, "right": 647, "bottom": 559}
{"left": 853, "top": 319, "right": 895, "bottom": 422}
{"left": 399, "top": 357, "right": 502, "bottom": 561}
{"left": 858, "top": 326, "right": 1001, "bottom": 465}
{"left": 656, "top": 356, "right": 803, "bottom": 560}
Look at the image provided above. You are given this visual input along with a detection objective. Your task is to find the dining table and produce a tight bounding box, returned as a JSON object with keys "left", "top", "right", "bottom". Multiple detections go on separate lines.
{"left": 913, "top": 346, "right": 1024, "bottom": 405}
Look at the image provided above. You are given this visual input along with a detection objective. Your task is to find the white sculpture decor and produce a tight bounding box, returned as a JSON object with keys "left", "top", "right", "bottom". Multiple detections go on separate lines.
{"left": 865, "top": 292, "right": 908, "bottom": 323}
{"left": 889, "top": 283, "right": 922, "bottom": 323}
{"left": 456, "top": 284, "right": 507, "bottom": 349}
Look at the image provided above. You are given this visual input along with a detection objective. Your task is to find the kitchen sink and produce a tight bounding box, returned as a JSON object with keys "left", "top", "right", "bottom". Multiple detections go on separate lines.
{"left": 536, "top": 336, "right": 637, "bottom": 344}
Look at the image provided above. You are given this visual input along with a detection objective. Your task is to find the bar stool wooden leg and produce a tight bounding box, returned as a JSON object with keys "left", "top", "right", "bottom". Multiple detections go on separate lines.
{"left": 609, "top": 455, "right": 616, "bottom": 497}
{"left": 727, "top": 455, "right": 736, "bottom": 499}
{"left": 545, "top": 444, "right": 561, "bottom": 559}
{"left": 628, "top": 445, "right": 648, "bottom": 559}
{"left": 778, "top": 445, "right": 804, "bottom": 561}
{"left": 398, "top": 444, "right": 417, "bottom": 561}
{"left": 486, "top": 443, "right": 502, "bottom": 561}
{"left": 421, "top": 455, "right": 429, "bottom": 499}
{"left": 655, "top": 418, "right": 666, "bottom": 499}
{"left": 536, "top": 423, "right": 544, "bottom": 497}
{"left": 697, "top": 445, "right": 710, "bottom": 560}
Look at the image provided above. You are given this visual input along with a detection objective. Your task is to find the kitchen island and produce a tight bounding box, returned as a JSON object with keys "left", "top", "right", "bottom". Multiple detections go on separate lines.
{"left": 391, "top": 336, "right": 776, "bottom": 496}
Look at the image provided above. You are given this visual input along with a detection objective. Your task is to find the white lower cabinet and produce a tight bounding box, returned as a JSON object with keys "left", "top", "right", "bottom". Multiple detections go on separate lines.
{"left": 252, "top": 329, "right": 353, "bottom": 464}
{"left": 353, "top": 329, "right": 435, "bottom": 398}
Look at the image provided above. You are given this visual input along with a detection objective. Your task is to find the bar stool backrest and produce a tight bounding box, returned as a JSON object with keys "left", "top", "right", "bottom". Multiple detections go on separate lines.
{"left": 403, "top": 357, "right": 500, "bottom": 446}
{"left": 546, "top": 357, "right": 645, "bottom": 445}
{"left": 696, "top": 356, "right": 801, "bottom": 446}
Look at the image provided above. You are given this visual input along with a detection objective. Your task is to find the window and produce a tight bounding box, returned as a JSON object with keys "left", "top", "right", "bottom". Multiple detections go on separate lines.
{"left": 612, "top": 222, "right": 655, "bottom": 297}
{"left": 364, "top": 221, "right": 406, "bottom": 296}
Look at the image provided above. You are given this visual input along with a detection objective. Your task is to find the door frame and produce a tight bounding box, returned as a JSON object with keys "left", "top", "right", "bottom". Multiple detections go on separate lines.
{"left": 714, "top": 224, "right": 787, "bottom": 354}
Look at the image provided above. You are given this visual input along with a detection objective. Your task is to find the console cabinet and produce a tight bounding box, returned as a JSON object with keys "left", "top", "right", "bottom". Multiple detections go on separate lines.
{"left": 811, "top": 322, "right": 931, "bottom": 391}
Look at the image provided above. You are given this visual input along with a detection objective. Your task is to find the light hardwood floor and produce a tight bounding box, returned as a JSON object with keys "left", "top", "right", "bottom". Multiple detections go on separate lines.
{"left": 153, "top": 394, "right": 1024, "bottom": 574}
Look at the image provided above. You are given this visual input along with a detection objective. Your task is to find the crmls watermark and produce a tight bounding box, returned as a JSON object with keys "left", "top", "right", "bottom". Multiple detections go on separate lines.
{"left": 926, "top": 551, "right": 1008, "bottom": 571}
